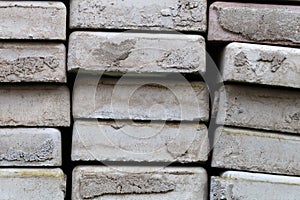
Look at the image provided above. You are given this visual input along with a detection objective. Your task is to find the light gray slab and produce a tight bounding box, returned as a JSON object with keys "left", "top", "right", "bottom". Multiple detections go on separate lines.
{"left": 216, "top": 85, "right": 300, "bottom": 134}
{"left": 212, "top": 127, "right": 300, "bottom": 175}
{"left": 0, "top": 128, "right": 61, "bottom": 166}
{"left": 0, "top": 168, "right": 66, "bottom": 200}
{"left": 0, "top": 43, "right": 66, "bottom": 82}
{"left": 72, "top": 166, "right": 207, "bottom": 200}
{"left": 211, "top": 171, "right": 300, "bottom": 200}
{"left": 208, "top": 2, "right": 300, "bottom": 46}
{"left": 73, "top": 76, "right": 209, "bottom": 121}
{"left": 68, "top": 32, "right": 206, "bottom": 74}
{"left": 0, "top": 85, "right": 70, "bottom": 126}
{"left": 72, "top": 120, "right": 209, "bottom": 163}
{"left": 70, "top": 0, "right": 207, "bottom": 32}
{"left": 0, "top": 1, "right": 66, "bottom": 40}
{"left": 221, "top": 42, "right": 300, "bottom": 89}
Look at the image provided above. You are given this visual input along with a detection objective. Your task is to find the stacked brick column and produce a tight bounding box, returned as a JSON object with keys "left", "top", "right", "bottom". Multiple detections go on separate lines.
{"left": 69, "top": 0, "right": 210, "bottom": 199}
{"left": 209, "top": 2, "right": 300, "bottom": 199}
{"left": 0, "top": 2, "right": 69, "bottom": 199}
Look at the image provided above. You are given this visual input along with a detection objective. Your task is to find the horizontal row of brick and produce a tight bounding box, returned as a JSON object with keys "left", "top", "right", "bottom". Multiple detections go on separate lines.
{"left": 0, "top": 1, "right": 299, "bottom": 47}
{"left": 0, "top": 35, "right": 297, "bottom": 87}
{"left": 3, "top": 166, "right": 300, "bottom": 199}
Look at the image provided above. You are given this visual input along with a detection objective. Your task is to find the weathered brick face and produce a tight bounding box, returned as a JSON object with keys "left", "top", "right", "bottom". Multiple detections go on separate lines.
{"left": 70, "top": 0, "right": 207, "bottom": 31}
{"left": 68, "top": 32, "right": 206, "bottom": 73}
{"left": 208, "top": 2, "right": 300, "bottom": 46}
{"left": 72, "top": 166, "right": 208, "bottom": 200}
{"left": 0, "top": 2, "right": 66, "bottom": 40}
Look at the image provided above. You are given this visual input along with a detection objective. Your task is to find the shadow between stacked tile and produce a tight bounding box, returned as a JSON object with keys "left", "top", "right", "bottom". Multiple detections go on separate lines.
{"left": 208, "top": 1, "right": 300, "bottom": 199}
{"left": 0, "top": 1, "right": 69, "bottom": 199}
{"left": 69, "top": 0, "right": 209, "bottom": 199}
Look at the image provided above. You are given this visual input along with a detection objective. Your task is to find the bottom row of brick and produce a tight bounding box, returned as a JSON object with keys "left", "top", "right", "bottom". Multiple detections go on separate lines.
{"left": 2, "top": 166, "right": 300, "bottom": 199}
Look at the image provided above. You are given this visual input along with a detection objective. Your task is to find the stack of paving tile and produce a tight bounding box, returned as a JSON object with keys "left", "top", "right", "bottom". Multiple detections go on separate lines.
{"left": 208, "top": 1, "right": 300, "bottom": 199}
{"left": 69, "top": 0, "right": 210, "bottom": 199}
{"left": 0, "top": 2, "right": 69, "bottom": 199}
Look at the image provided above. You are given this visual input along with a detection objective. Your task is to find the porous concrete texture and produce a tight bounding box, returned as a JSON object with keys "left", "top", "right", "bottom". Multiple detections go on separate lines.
{"left": 216, "top": 85, "right": 300, "bottom": 134}
{"left": 68, "top": 32, "right": 206, "bottom": 74}
{"left": 0, "top": 128, "right": 61, "bottom": 166}
{"left": 70, "top": 0, "right": 207, "bottom": 32}
{"left": 73, "top": 76, "right": 209, "bottom": 121}
{"left": 0, "top": 43, "right": 66, "bottom": 82}
{"left": 208, "top": 2, "right": 300, "bottom": 46}
{"left": 72, "top": 120, "right": 209, "bottom": 163}
{"left": 0, "top": 168, "right": 66, "bottom": 200}
{"left": 0, "top": 85, "right": 70, "bottom": 126}
{"left": 211, "top": 171, "right": 300, "bottom": 200}
{"left": 0, "top": 1, "right": 66, "bottom": 40}
{"left": 212, "top": 127, "right": 300, "bottom": 175}
{"left": 221, "top": 43, "right": 300, "bottom": 89}
{"left": 72, "top": 166, "right": 207, "bottom": 200}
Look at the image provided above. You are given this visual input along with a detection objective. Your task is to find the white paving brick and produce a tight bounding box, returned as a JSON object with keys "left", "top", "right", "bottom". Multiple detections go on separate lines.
{"left": 0, "top": 168, "right": 66, "bottom": 200}
{"left": 0, "top": 85, "right": 70, "bottom": 126}
{"left": 216, "top": 85, "right": 300, "bottom": 134}
{"left": 211, "top": 171, "right": 300, "bottom": 200}
{"left": 72, "top": 166, "right": 207, "bottom": 200}
{"left": 221, "top": 43, "right": 300, "bottom": 88}
{"left": 0, "top": 128, "right": 61, "bottom": 166}
{"left": 0, "top": 43, "right": 66, "bottom": 82}
{"left": 73, "top": 76, "right": 209, "bottom": 121}
{"left": 208, "top": 2, "right": 300, "bottom": 46}
{"left": 70, "top": 0, "right": 207, "bottom": 32}
{"left": 0, "top": 1, "right": 66, "bottom": 40}
{"left": 72, "top": 120, "right": 209, "bottom": 163}
{"left": 212, "top": 127, "right": 300, "bottom": 175}
{"left": 68, "top": 32, "right": 206, "bottom": 74}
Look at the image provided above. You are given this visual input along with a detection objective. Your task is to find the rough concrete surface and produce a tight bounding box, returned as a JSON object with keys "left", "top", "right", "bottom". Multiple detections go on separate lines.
{"left": 0, "top": 128, "right": 61, "bottom": 166}
{"left": 0, "top": 43, "right": 66, "bottom": 82}
{"left": 72, "top": 120, "right": 209, "bottom": 163}
{"left": 208, "top": 2, "right": 300, "bottom": 46}
{"left": 0, "top": 85, "right": 70, "bottom": 126}
{"left": 212, "top": 127, "right": 300, "bottom": 175}
{"left": 221, "top": 43, "right": 300, "bottom": 89}
{"left": 70, "top": 0, "right": 207, "bottom": 31}
{"left": 0, "top": 168, "right": 66, "bottom": 200}
{"left": 68, "top": 32, "right": 206, "bottom": 74}
{"left": 0, "top": 1, "right": 66, "bottom": 40}
{"left": 216, "top": 85, "right": 300, "bottom": 134}
{"left": 211, "top": 171, "right": 300, "bottom": 200}
{"left": 73, "top": 76, "right": 209, "bottom": 121}
{"left": 72, "top": 166, "right": 207, "bottom": 200}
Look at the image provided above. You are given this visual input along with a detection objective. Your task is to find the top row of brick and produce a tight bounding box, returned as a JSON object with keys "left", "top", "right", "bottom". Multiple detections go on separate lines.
{"left": 70, "top": 0, "right": 207, "bottom": 32}
{"left": 0, "top": 0, "right": 206, "bottom": 41}
{"left": 0, "top": 1, "right": 299, "bottom": 45}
